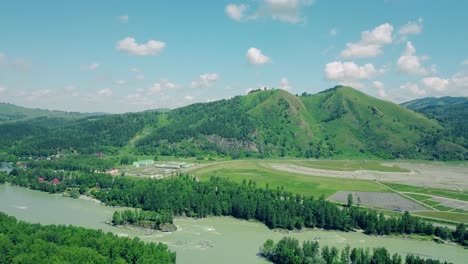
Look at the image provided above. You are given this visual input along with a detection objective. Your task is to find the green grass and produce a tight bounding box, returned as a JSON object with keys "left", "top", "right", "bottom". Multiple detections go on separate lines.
{"left": 382, "top": 182, "right": 468, "bottom": 202}
{"left": 192, "top": 160, "right": 388, "bottom": 198}
{"left": 412, "top": 211, "right": 468, "bottom": 224}
{"left": 287, "top": 160, "right": 409, "bottom": 172}
{"left": 405, "top": 193, "right": 432, "bottom": 202}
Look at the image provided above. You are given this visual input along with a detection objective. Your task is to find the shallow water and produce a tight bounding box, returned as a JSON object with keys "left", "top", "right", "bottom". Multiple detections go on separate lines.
{"left": 0, "top": 184, "right": 466, "bottom": 264}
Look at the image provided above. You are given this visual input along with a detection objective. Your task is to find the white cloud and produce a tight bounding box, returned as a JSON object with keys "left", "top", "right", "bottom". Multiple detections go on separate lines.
{"left": 329, "top": 27, "right": 337, "bottom": 36}
{"left": 400, "top": 82, "right": 426, "bottom": 96}
{"left": 64, "top": 85, "right": 76, "bottom": 92}
{"left": 184, "top": 95, "right": 195, "bottom": 101}
{"left": 279, "top": 77, "right": 292, "bottom": 90}
{"left": 97, "top": 88, "right": 112, "bottom": 97}
{"left": 450, "top": 72, "right": 468, "bottom": 95}
{"left": 372, "top": 81, "right": 387, "bottom": 97}
{"left": 397, "top": 41, "right": 429, "bottom": 75}
{"left": 247, "top": 47, "right": 271, "bottom": 65}
{"left": 225, "top": 4, "right": 247, "bottom": 21}
{"left": 324, "top": 61, "right": 377, "bottom": 81}
{"left": 225, "top": 0, "right": 313, "bottom": 24}
{"left": 421, "top": 77, "right": 449, "bottom": 92}
{"left": 398, "top": 18, "right": 423, "bottom": 42}
{"left": 135, "top": 74, "right": 145, "bottom": 81}
{"left": 0, "top": 53, "right": 4, "bottom": 61}
{"left": 88, "top": 63, "right": 99, "bottom": 71}
{"left": 115, "top": 80, "right": 127, "bottom": 85}
{"left": 148, "top": 80, "right": 178, "bottom": 94}
{"left": 461, "top": 59, "right": 468, "bottom": 65}
{"left": 340, "top": 23, "right": 393, "bottom": 59}
{"left": 261, "top": 0, "right": 314, "bottom": 23}
{"left": 116, "top": 37, "right": 166, "bottom": 56}
{"left": 191, "top": 73, "right": 219, "bottom": 87}
{"left": 0, "top": 85, "right": 6, "bottom": 94}
{"left": 126, "top": 93, "right": 153, "bottom": 106}
{"left": 118, "top": 15, "right": 129, "bottom": 23}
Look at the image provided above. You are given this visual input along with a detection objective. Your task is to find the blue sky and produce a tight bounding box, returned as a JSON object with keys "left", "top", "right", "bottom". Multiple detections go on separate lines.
{"left": 0, "top": 0, "right": 467, "bottom": 113}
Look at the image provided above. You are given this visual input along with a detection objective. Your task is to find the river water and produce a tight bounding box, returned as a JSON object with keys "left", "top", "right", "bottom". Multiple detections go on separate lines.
{"left": 0, "top": 184, "right": 466, "bottom": 264}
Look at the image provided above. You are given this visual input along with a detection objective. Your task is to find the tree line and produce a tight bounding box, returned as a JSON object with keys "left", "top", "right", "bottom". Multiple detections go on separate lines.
{"left": 259, "top": 236, "right": 452, "bottom": 264}
{"left": 0, "top": 212, "right": 175, "bottom": 264}
{"left": 5, "top": 168, "right": 467, "bottom": 246}
{"left": 112, "top": 209, "right": 174, "bottom": 231}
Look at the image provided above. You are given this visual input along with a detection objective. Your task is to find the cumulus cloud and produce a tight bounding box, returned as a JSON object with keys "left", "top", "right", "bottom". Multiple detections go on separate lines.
{"left": 397, "top": 41, "right": 429, "bottom": 75}
{"left": 97, "top": 88, "right": 112, "bottom": 97}
{"left": 225, "top": 4, "right": 248, "bottom": 21}
{"left": 0, "top": 53, "right": 4, "bottom": 61}
{"left": 372, "top": 81, "right": 387, "bottom": 98}
{"left": 324, "top": 61, "right": 378, "bottom": 81}
{"left": 148, "top": 79, "right": 178, "bottom": 94}
{"left": 461, "top": 59, "right": 468, "bottom": 65}
{"left": 184, "top": 95, "right": 195, "bottom": 101}
{"left": 398, "top": 18, "right": 423, "bottom": 42}
{"left": 279, "top": 77, "right": 292, "bottom": 90}
{"left": 118, "top": 15, "right": 129, "bottom": 23}
{"left": 400, "top": 82, "right": 426, "bottom": 96}
{"left": 247, "top": 47, "right": 271, "bottom": 65}
{"left": 225, "top": 0, "right": 313, "bottom": 24}
{"left": 0, "top": 85, "right": 6, "bottom": 94}
{"left": 115, "top": 80, "right": 127, "bottom": 85}
{"left": 329, "top": 28, "right": 337, "bottom": 36}
{"left": 64, "top": 85, "right": 76, "bottom": 92}
{"left": 116, "top": 37, "right": 166, "bottom": 56}
{"left": 340, "top": 23, "right": 393, "bottom": 59}
{"left": 86, "top": 63, "right": 99, "bottom": 71}
{"left": 191, "top": 73, "right": 219, "bottom": 87}
{"left": 126, "top": 93, "right": 153, "bottom": 106}
{"left": 421, "top": 77, "right": 449, "bottom": 92}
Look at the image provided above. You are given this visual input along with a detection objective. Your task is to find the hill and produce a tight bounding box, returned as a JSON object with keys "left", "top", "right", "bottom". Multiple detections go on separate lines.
{"left": 0, "top": 87, "right": 465, "bottom": 160}
{"left": 401, "top": 96, "right": 467, "bottom": 110}
{"left": 0, "top": 102, "right": 104, "bottom": 124}
{"left": 401, "top": 96, "right": 468, "bottom": 158}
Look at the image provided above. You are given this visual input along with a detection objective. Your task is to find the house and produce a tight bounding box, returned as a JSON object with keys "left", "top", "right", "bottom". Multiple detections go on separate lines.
{"left": 106, "top": 168, "right": 120, "bottom": 176}
{"left": 0, "top": 162, "right": 13, "bottom": 174}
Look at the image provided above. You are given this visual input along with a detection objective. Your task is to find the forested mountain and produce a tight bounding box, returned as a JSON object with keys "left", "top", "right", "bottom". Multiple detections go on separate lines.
{"left": 1, "top": 86, "right": 466, "bottom": 160}
{"left": 401, "top": 96, "right": 467, "bottom": 110}
{"left": 401, "top": 96, "right": 468, "bottom": 159}
{"left": 0, "top": 102, "right": 104, "bottom": 124}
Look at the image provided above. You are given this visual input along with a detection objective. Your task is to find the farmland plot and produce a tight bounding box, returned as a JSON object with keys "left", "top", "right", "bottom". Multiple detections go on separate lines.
{"left": 329, "top": 191, "right": 425, "bottom": 212}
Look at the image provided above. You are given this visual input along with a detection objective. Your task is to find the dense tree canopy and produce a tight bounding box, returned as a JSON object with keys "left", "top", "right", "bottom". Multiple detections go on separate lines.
{"left": 0, "top": 212, "right": 175, "bottom": 264}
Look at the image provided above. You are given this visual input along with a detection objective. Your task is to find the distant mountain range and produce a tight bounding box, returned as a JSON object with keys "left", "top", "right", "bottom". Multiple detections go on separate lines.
{"left": 0, "top": 102, "right": 106, "bottom": 124}
{"left": 0, "top": 87, "right": 466, "bottom": 160}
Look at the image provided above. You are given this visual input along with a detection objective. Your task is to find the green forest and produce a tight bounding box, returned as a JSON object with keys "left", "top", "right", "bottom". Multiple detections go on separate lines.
{"left": 0, "top": 212, "right": 175, "bottom": 264}
{"left": 5, "top": 167, "right": 467, "bottom": 246}
{"left": 0, "top": 87, "right": 466, "bottom": 160}
{"left": 259, "top": 236, "right": 452, "bottom": 264}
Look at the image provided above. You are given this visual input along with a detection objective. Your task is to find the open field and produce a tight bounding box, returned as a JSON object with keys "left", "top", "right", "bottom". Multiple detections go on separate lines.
{"left": 190, "top": 160, "right": 388, "bottom": 198}
{"left": 412, "top": 211, "right": 468, "bottom": 224}
{"left": 264, "top": 161, "right": 468, "bottom": 191}
{"left": 190, "top": 159, "right": 468, "bottom": 223}
{"left": 329, "top": 191, "right": 425, "bottom": 212}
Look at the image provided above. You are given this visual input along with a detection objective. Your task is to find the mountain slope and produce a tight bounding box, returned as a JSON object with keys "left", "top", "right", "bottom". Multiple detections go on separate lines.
{"left": 401, "top": 96, "right": 467, "bottom": 110}
{"left": 0, "top": 102, "right": 103, "bottom": 124}
{"left": 1, "top": 87, "right": 465, "bottom": 160}
{"left": 401, "top": 96, "right": 468, "bottom": 159}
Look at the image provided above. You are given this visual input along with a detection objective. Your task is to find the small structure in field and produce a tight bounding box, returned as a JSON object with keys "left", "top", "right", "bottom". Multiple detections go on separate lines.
{"left": 106, "top": 168, "right": 120, "bottom": 176}
{"left": 132, "top": 160, "right": 155, "bottom": 168}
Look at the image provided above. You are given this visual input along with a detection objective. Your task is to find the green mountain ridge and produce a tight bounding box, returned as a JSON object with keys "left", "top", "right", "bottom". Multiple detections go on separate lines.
{"left": 0, "top": 102, "right": 106, "bottom": 124}
{"left": 0, "top": 87, "right": 465, "bottom": 160}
